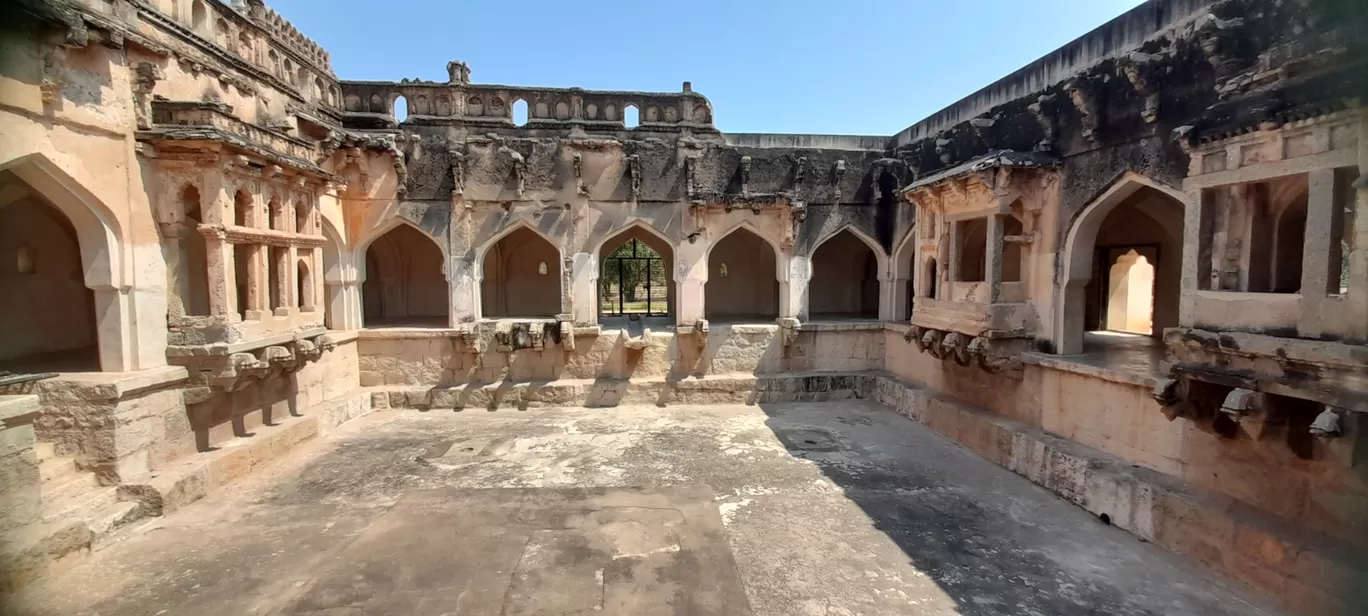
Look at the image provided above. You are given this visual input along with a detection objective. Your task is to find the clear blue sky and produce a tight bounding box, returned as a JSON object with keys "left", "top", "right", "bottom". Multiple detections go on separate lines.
{"left": 270, "top": 0, "right": 1147, "bottom": 136}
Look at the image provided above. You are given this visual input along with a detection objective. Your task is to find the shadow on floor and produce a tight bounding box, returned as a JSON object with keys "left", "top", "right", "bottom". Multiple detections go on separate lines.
{"left": 752, "top": 400, "right": 1285, "bottom": 616}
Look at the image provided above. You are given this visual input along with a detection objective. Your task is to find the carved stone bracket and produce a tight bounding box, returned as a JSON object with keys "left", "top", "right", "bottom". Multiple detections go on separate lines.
{"left": 559, "top": 320, "right": 576, "bottom": 352}
{"left": 1122, "top": 52, "right": 1162, "bottom": 124}
{"left": 132, "top": 62, "right": 166, "bottom": 129}
{"left": 692, "top": 319, "right": 710, "bottom": 355}
{"left": 1027, "top": 94, "right": 1058, "bottom": 153}
{"left": 1063, "top": 79, "right": 1099, "bottom": 143}
{"left": 777, "top": 317, "right": 801, "bottom": 348}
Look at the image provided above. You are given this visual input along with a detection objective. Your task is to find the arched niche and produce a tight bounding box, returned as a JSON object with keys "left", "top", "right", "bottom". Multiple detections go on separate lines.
{"left": 481, "top": 226, "right": 561, "bottom": 318}
{"left": 705, "top": 226, "right": 778, "bottom": 322}
{"left": 809, "top": 229, "right": 881, "bottom": 320}
{"left": 362, "top": 223, "right": 448, "bottom": 327}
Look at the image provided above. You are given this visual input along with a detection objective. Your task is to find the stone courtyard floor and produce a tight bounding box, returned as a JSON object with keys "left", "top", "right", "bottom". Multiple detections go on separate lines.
{"left": 4, "top": 401, "right": 1283, "bottom": 616}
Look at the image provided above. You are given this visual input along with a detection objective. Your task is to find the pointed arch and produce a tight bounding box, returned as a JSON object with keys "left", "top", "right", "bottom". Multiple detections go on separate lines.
{"left": 479, "top": 220, "right": 562, "bottom": 318}
{"left": 809, "top": 226, "right": 884, "bottom": 320}
{"left": 0, "top": 153, "right": 158, "bottom": 371}
{"left": 1056, "top": 172, "right": 1190, "bottom": 355}
{"left": 356, "top": 216, "right": 447, "bottom": 279}
{"left": 706, "top": 222, "right": 780, "bottom": 322}
{"left": 474, "top": 218, "right": 560, "bottom": 264}
{"left": 810, "top": 224, "right": 889, "bottom": 276}
{"left": 594, "top": 220, "right": 676, "bottom": 319}
{"left": 707, "top": 220, "right": 785, "bottom": 280}
{"left": 0, "top": 154, "right": 124, "bottom": 290}
{"left": 360, "top": 218, "right": 447, "bottom": 327}
{"left": 891, "top": 226, "right": 919, "bottom": 320}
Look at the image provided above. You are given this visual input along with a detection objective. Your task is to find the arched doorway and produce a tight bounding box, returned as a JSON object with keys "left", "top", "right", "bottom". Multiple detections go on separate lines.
{"left": 362, "top": 223, "right": 447, "bottom": 327}
{"left": 598, "top": 225, "right": 673, "bottom": 320}
{"left": 0, "top": 193, "right": 98, "bottom": 371}
{"left": 1059, "top": 175, "right": 1186, "bottom": 355}
{"left": 481, "top": 226, "right": 561, "bottom": 318}
{"left": 809, "top": 229, "right": 881, "bottom": 320}
{"left": 705, "top": 226, "right": 778, "bottom": 322}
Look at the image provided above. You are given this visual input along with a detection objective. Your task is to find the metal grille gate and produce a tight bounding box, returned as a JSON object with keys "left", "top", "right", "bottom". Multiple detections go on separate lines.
{"left": 600, "top": 239, "right": 668, "bottom": 317}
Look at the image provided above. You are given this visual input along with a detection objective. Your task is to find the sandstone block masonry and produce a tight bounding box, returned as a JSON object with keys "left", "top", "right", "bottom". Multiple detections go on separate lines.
{"left": 1, "top": 0, "right": 1366, "bottom": 612}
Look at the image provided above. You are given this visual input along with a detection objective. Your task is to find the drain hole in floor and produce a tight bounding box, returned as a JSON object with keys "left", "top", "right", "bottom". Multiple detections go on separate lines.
{"left": 775, "top": 428, "right": 840, "bottom": 452}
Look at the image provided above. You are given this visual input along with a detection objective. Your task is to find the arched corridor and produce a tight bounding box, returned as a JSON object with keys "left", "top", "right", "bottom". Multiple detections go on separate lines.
{"left": 705, "top": 227, "right": 778, "bottom": 322}
{"left": 363, "top": 224, "right": 448, "bottom": 327}
{"left": 809, "top": 230, "right": 880, "bottom": 320}
{"left": 481, "top": 226, "right": 561, "bottom": 318}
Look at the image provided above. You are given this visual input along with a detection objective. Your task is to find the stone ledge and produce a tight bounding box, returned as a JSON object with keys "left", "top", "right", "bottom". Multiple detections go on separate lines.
{"left": 40, "top": 366, "right": 190, "bottom": 402}
{"left": 0, "top": 395, "right": 40, "bottom": 426}
{"left": 799, "top": 320, "right": 886, "bottom": 332}
{"left": 116, "top": 390, "right": 371, "bottom": 517}
{"left": 366, "top": 371, "right": 878, "bottom": 411}
{"left": 865, "top": 372, "right": 1363, "bottom": 616}
{"left": 1020, "top": 352, "right": 1157, "bottom": 388}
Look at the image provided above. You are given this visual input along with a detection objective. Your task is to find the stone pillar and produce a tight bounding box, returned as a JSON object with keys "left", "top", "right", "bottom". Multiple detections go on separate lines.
{"left": 782, "top": 253, "right": 810, "bottom": 321}
{"left": 161, "top": 224, "right": 188, "bottom": 320}
{"left": 571, "top": 252, "right": 597, "bottom": 325}
{"left": 881, "top": 269, "right": 905, "bottom": 322}
{"left": 324, "top": 249, "right": 363, "bottom": 331}
{"left": 269, "top": 246, "right": 289, "bottom": 317}
{"left": 675, "top": 238, "right": 708, "bottom": 327}
{"left": 205, "top": 233, "right": 237, "bottom": 318}
{"left": 1178, "top": 188, "right": 1205, "bottom": 328}
{"left": 241, "top": 244, "right": 264, "bottom": 319}
{"left": 448, "top": 257, "right": 479, "bottom": 325}
{"left": 1299, "top": 169, "right": 1338, "bottom": 337}
{"left": 285, "top": 245, "right": 300, "bottom": 315}
{"left": 1351, "top": 174, "right": 1368, "bottom": 339}
{"left": 986, "top": 214, "right": 1004, "bottom": 303}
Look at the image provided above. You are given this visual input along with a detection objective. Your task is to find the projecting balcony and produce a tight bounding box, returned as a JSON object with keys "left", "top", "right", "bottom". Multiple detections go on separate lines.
{"left": 140, "top": 101, "right": 324, "bottom": 171}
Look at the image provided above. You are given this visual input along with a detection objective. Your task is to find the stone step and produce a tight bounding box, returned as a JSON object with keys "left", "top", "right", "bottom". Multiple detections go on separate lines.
{"left": 39, "top": 458, "right": 100, "bottom": 496}
{"left": 32, "top": 441, "right": 56, "bottom": 461}
{"left": 38, "top": 454, "right": 80, "bottom": 484}
{"left": 88, "top": 501, "right": 143, "bottom": 550}
{"left": 42, "top": 484, "right": 118, "bottom": 525}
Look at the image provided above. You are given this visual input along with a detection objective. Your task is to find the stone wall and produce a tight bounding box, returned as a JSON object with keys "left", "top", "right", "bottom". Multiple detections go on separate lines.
{"left": 357, "top": 325, "right": 885, "bottom": 388}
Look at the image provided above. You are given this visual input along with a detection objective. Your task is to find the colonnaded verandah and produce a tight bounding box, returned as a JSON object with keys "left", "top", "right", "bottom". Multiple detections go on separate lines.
{"left": 0, "top": 0, "right": 1366, "bottom": 614}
